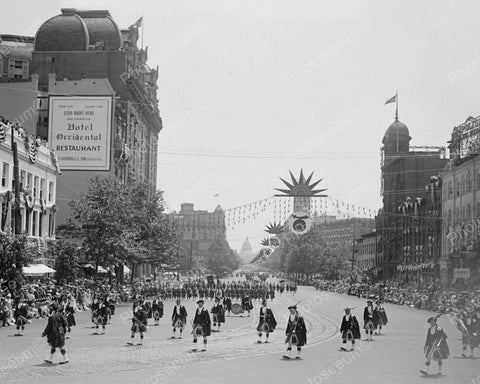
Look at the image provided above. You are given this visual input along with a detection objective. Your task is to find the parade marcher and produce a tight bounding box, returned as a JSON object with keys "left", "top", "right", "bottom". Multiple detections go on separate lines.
{"left": 363, "top": 300, "right": 377, "bottom": 341}
{"left": 223, "top": 295, "right": 232, "bottom": 317}
{"left": 340, "top": 307, "right": 361, "bottom": 351}
{"left": 241, "top": 295, "right": 253, "bottom": 317}
{"left": 192, "top": 299, "right": 211, "bottom": 352}
{"left": 129, "top": 303, "right": 148, "bottom": 345}
{"left": 374, "top": 300, "right": 388, "bottom": 335}
{"left": 211, "top": 297, "right": 225, "bottom": 332}
{"left": 152, "top": 297, "right": 164, "bottom": 326}
{"left": 420, "top": 316, "right": 449, "bottom": 376}
{"left": 14, "top": 298, "right": 29, "bottom": 336}
{"left": 256, "top": 299, "right": 277, "bottom": 343}
{"left": 283, "top": 305, "right": 307, "bottom": 359}
{"left": 63, "top": 299, "right": 76, "bottom": 339}
{"left": 42, "top": 303, "right": 69, "bottom": 364}
{"left": 171, "top": 298, "right": 187, "bottom": 339}
{"left": 94, "top": 299, "right": 108, "bottom": 335}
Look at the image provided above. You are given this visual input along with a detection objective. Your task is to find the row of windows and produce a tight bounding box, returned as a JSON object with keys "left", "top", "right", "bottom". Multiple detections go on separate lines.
{"left": 444, "top": 170, "right": 480, "bottom": 200}
{"left": 0, "top": 58, "right": 29, "bottom": 79}
{"left": 1, "top": 204, "right": 55, "bottom": 238}
{"left": 359, "top": 242, "right": 376, "bottom": 255}
{"left": 444, "top": 203, "right": 480, "bottom": 227}
{"left": 1, "top": 163, "right": 55, "bottom": 202}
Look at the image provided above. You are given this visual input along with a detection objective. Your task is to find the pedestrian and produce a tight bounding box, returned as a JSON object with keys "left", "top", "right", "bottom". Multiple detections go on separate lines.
{"left": 374, "top": 300, "right": 388, "bottom": 335}
{"left": 420, "top": 316, "right": 449, "bottom": 376}
{"left": 14, "top": 297, "right": 29, "bottom": 336}
{"left": 340, "top": 307, "right": 360, "bottom": 351}
{"left": 41, "top": 303, "right": 69, "bottom": 364}
{"left": 171, "top": 298, "right": 187, "bottom": 339}
{"left": 256, "top": 299, "right": 277, "bottom": 344}
{"left": 363, "top": 300, "right": 376, "bottom": 341}
{"left": 192, "top": 299, "right": 211, "bottom": 352}
{"left": 283, "top": 304, "right": 307, "bottom": 359}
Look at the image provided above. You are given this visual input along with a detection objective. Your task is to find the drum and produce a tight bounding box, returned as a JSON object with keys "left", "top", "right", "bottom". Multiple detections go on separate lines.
{"left": 231, "top": 303, "right": 243, "bottom": 315}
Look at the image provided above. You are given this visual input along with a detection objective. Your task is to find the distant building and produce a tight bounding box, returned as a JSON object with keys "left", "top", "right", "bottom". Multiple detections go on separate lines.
{"left": 355, "top": 231, "right": 380, "bottom": 280}
{"left": 172, "top": 203, "right": 226, "bottom": 270}
{"left": 0, "top": 34, "right": 34, "bottom": 83}
{"left": 377, "top": 117, "right": 447, "bottom": 281}
{"left": 239, "top": 237, "right": 255, "bottom": 263}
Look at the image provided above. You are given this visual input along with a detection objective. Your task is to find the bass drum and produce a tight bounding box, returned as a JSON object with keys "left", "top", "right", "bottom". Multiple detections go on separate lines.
{"left": 231, "top": 303, "right": 243, "bottom": 315}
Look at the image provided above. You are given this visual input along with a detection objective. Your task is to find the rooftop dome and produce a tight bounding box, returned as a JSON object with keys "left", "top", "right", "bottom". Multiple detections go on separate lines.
{"left": 382, "top": 119, "right": 411, "bottom": 152}
{"left": 34, "top": 8, "right": 123, "bottom": 52}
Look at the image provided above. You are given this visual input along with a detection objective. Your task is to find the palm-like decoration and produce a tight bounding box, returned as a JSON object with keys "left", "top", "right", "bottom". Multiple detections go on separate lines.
{"left": 261, "top": 238, "right": 271, "bottom": 247}
{"left": 275, "top": 169, "right": 327, "bottom": 197}
{"left": 264, "top": 222, "right": 284, "bottom": 235}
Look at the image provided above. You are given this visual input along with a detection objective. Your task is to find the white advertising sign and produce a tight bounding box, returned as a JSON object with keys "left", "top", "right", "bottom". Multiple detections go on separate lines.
{"left": 453, "top": 268, "right": 470, "bottom": 279}
{"left": 49, "top": 96, "right": 112, "bottom": 170}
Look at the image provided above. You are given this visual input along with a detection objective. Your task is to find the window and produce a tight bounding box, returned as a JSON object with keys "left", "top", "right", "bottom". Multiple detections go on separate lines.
{"left": 32, "top": 211, "right": 37, "bottom": 237}
{"left": 40, "top": 179, "right": 45, "bottom": 200}
{"left": 48, "top": 181, "right": 54, "bottom": 202}
{"left": 8, "top": 59, "right": 29, "bottom": 79}
{"left": 467, "top": 204, "right": 472, "bottom": 220}
{"left": 26, "top": 173, "right": 32, "bottom": 190}
{"left": 1, "top": 163, "right": 8, "bottom": 188}
{"left": 38, "top": 213, "right": 43, "bottom": 237}
{"left": 25, "top": 209, "right": 30, "bottom": 235}
{"left": 448, "top": 181, "right": 453, "bottom": 198}
{"left": 456, "top": 181, "right": 460, "bottom": 197}
{"left": 467, "top": 171, "right": 472, "bottom": 193}
{"left": 48, "top": 214, "right": 53, "bottom": 237}
{"left": 33, "top": 176, "right": 39, "bottom": 199}
{"left": 20, "top": 170, "right": 25, "bottom": 191}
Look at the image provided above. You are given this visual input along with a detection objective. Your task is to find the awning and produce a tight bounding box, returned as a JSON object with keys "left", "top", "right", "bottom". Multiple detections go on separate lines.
{"left": 124, "top": 265, "right": 131, "bottom": 274}
{"left": 97, "top": 266, "right": 108, "bottom": 273}
{"left": 23, "top": 264, "right": 56, "bottom": 276}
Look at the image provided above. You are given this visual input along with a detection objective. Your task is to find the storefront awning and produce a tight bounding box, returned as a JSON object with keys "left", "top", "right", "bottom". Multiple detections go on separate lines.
{"left": 23, "top": 264, "right": 56, "bottom": 276}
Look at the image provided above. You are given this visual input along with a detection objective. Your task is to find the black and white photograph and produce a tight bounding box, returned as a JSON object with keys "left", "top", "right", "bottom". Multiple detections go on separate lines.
{"left": 0, "top": 1, "right": 480, "bottom": 383}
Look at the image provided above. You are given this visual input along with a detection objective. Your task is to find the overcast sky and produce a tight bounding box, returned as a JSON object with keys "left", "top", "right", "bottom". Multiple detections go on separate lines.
{"left": 3, "top": 0, "right": 480, "bottom": 250}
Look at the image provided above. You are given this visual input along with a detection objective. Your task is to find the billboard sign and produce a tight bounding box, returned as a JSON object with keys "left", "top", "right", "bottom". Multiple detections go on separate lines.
{"left": 453, "top": 268, "right": 470, "bottom": 279}
{"left": 48, "top": 96, "right": 112, "bottom": 170}
{"left": 450, "top": 116, "right": 480, "bottom": 161}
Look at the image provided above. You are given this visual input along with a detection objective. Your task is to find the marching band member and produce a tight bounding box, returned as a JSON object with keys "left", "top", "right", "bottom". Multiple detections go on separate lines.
{"left": 223, "top": 295, "right": 232, "bottom": 317}
{"left": 192, "top": 299, "right": 211, "bottom": 352}
{"left": 241, "top": 295, "right": 253, "bottom": 317}
{"left": 63, "top": 299, "right": 76, "bottom": 339}
{"left": 256, "top": 299, "right": 277, "bottom": 343}
{"left": 129, "top": 303, "right": 148, "bottom": 345}
{"left": 152, "top": 297, "right": 164, "bottom": 326}
{"left": 340, "top": 307, "right": 360, "bottom": 351}
{"left": 14, "top": 298, "right": 29, "bottom": 336}
{"left": 211, "top": 297, "right": 225, "bottom": 332}
{"left": 94, "top": 298, "right": 108, "bottom": 335}
{"left": 420, "top": 316, "right": 449, "bottom": 376}
{"left": 374, "top": 300, "right": 388, "bottom": 335}
{"left": 283, "top": 305, "right": 307, "bottom": 359}
{"left": 171, "top": 298, "right": 187, "bottom": 339}
{"left": 363, "top": 300, "right": 377, "bottom": 341}
{"left": 42, "top": 303, "right": 69, "bottom": 364}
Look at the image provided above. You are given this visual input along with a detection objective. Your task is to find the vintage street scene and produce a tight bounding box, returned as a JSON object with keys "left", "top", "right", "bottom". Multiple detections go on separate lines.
{"left": 0, "top": 1, "right": 480, "bottom": 383}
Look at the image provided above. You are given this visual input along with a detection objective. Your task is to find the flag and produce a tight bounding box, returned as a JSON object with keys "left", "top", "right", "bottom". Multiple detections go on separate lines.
{"left": 134, "top": 16, "right": 143, "bottom": 28}
{"left": 384, "top": 94, "right": 397, "bottom": 105}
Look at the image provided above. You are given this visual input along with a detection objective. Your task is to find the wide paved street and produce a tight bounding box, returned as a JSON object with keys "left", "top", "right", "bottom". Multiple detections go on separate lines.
{"left": 1, "top": 286, "right": 479, "bottom": 384}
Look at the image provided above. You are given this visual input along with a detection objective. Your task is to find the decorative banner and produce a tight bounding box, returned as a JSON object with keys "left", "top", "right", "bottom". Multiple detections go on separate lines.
{"left": 269, "top": 237, "right": 280, "bottom": 248}
{"left": 288, "top": 211, "right": 312, "bottom": 235}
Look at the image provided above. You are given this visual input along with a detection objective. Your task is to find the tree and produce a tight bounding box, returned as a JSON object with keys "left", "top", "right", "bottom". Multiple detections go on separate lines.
{"left": 53, "top": 239, "right": 80, "bottom": 283}
{"left": 204, "top": 234, "right": 240, "bottom": 276}
{"left": 0, "top": 232, "right": 33, "bottom": 292}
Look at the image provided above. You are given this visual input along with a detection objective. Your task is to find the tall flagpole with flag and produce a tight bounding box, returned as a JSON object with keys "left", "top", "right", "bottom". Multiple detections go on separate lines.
{"left": 385, "top": 91, "right": 399, "bottom": 151}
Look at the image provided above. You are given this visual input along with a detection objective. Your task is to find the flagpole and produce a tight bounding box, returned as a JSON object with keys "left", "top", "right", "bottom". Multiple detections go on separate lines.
{"left": 395, "top": 90, "right": 399, "bottom": 152}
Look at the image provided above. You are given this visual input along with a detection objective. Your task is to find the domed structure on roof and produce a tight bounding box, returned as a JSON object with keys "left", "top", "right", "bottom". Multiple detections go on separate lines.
{"left": 382, "top": 119, "right": 411, "bottom": 152}
{"left": 34, "top": 8, "right": 123, "bottom": 52}
{"left": 239, "top": 238, "right": 255, "bottom": 263}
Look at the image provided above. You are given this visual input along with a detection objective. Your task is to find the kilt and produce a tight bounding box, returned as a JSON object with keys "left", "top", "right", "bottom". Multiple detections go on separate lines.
{"left": 364, "top": 320, "right": 374, "bottom": 331}
{"left": 96, "top": 315, "right": 107, "bottom": 326}
{"left": 131, "top": 321, "right": 147, "bottom": 333}
{"left": 256, "top": 320, "right": 274, "bottom": 333}
{"left": 66, "top": 314, "right": 76, "bottom": 327}
{"left": 172, "top": 318, "right": 185, "bottom": 329}
{"left": 16, "top": 317, "right": 28, "bottom": 327}
{"left": 153, "top": 309, "right": 162, "bottom": 319}
{"left": 342, "top": 329, "right": 354, "bottom": 341}
{"left": 192, "top": 324, "right": 204, "bottom": 336}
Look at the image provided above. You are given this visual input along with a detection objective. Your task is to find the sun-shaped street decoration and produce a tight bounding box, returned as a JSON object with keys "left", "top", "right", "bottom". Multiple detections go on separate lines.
{"left": 275, "top": 169, "right": 327, "bottom": 235}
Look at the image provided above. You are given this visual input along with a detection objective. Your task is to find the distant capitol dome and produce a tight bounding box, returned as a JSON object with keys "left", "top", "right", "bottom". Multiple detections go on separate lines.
{"left": 34, "top": 8, "right": 123, "bottom": 52}
{"left": 239, "top": 238, "right": 255, "bottom": 262}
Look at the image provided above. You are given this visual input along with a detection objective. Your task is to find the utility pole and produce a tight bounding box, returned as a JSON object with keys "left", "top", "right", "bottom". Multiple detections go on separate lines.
{"left": 351, "top": 237, "right": 356, "bottom": 272}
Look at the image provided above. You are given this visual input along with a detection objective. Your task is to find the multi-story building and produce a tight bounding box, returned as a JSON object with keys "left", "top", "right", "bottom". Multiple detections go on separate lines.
{"left": 378, "top": 117, "right": 447, "bottom": 281}
{"left": 172, "top": 203, "right": 226, "bottom": 270}
{"left": 441, "top": 115, "right": 480, "bottom": 288}
{"left": 0, "top": 121, "right": 58, "bottom": 244}
{"left": 29, "top": 8, "right": 162, "bottom": 225}
{"left": 0, "top": 34, "right": 34, "bottom": 82}
{"left": 355, "top": 231, "right": 379, "bottom": 280}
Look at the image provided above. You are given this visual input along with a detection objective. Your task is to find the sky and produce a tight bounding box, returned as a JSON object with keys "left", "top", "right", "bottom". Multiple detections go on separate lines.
{"left": 3, "top": 0, "right": 480, "bottom": 251}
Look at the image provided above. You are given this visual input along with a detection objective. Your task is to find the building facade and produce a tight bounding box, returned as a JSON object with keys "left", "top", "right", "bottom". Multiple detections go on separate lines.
{"left": 441, "top": 115, "right": 480, "bottom": 288}
{"left": 172, "top": 203, "right": 226, "bottom": 270}
{"left": 355, "top": 231, "right": 379, "bottom": 280}
{"left": 378, "top": 117, "right": 447, "bottom": 281}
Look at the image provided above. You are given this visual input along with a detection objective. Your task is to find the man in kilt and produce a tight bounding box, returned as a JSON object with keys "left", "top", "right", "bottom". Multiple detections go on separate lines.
{"left": 420, "top": 316, "right": 449, "bottom": 376}
{"left": 129, "top": 303, "right": 148, "bottom": 345}
{"left": 223, "top": 294, "right": 232, "bottom": 317}
{"left": 94, "top": 298, "right": 108, "bottom": 335}
{"left": 171, "top": 298, "right": 187, "bottom": 339}
{"left": 14, "top": 298, "right": 30, "bottom": 336}
{"left": 363, "top": 300, "right": 377, "bottom": 341}
{"left": 340, "top": 307, "right": 361, "bottom": 351}
{"left": 152, "top": 297, "right": 164, "bottom": 326}
{"left": 192, "top": 299, "right": 211, "bottom": 352}
{"left": 284, "top": 305, "right": 307, "bottom": 359}
{"left": 63, "top": 299, "right": 76, "bottom": 339}
{"left": 241, "top": 295, "right": 253, "bottom": 317}
{"left": 257, "top": 299, "right": 277, "bottom": 344}
{"left": 374, "top": 300, "right": 388, "bottom": 335}
{"left": 42, "top": 303, "right": 69, "bottom": 364}
{"left": 211, "top": 297, "right": 225, "bottom": 332}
